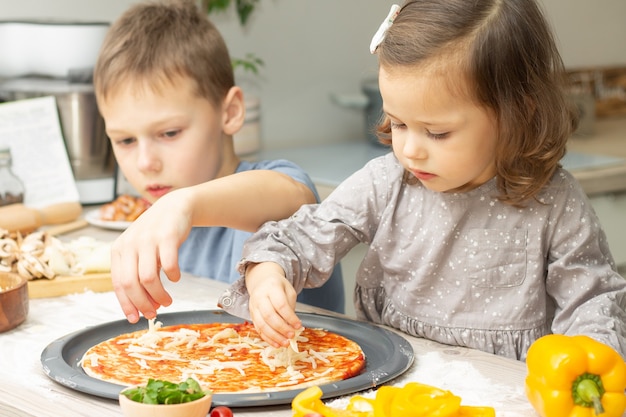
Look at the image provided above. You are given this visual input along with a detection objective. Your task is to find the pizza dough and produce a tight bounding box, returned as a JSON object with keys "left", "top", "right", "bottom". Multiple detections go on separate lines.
{"left": 81, "top": 320, "right": 366, "bottom": 393}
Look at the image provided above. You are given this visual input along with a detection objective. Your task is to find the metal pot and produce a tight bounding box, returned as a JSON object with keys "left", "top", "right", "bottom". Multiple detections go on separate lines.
{"left": 0, "top": 77, "right": 113, "bottom": 182}
{"left": 332, "top": 78, "right": 384, "bottom": 146}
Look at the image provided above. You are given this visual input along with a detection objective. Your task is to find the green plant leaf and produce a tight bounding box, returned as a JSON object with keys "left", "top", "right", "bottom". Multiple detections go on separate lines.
{"left": 232, "top": 53, "right": 264, "bottom": 75}
{"left": 235, "top": 0, "right": 259, "bottom": 26}
{"left": 203, "top": 0, "right": 259, "bottom": 27}
{"left": 203, "top": 0, "right": 231, "bottom": 14}
{"left": 203, "top": 0, "right": 264, "bottom": 77}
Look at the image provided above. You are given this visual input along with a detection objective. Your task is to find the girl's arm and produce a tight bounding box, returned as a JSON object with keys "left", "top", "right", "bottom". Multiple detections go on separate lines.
{"left": 545, "top": 172, "right": 626, "bottom": 357}
{"left": 245, "top": 261, "right": 302, "bottom": 347}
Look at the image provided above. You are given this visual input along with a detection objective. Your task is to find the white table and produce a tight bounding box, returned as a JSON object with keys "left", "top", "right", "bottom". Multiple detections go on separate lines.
{"left": 0, "top": 224, "right": 546, "bottom": 417}
{"left": 0, "top": 273, "right": 544, "bottom": 417}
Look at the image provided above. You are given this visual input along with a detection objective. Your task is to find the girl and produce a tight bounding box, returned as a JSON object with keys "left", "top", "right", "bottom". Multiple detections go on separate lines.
{"left": 218, "top": 0, "right": 626, "bottom": 360}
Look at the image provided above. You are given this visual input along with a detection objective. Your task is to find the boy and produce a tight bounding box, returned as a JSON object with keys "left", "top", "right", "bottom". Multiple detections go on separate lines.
{"left": 94, "top": 0, "right": 344, "bottom": 323}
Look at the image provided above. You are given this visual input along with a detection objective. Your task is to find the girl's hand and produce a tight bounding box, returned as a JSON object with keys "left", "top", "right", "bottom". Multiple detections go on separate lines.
{"left": 245, "top": 262, "right": 302, "bottom": 347}
{"left": 110, "top": 189, "right": 194, "bottom": 323}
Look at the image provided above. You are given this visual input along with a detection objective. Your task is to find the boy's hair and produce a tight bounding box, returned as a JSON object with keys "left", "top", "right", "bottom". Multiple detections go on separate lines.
{"left": 376, "top": 0, "right": 578, "bottom": 206}
{"left": 94, "top": 0, "right": 233, "bottom": 107}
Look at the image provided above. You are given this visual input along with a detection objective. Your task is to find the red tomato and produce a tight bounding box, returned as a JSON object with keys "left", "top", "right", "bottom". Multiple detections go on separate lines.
{"left": 210, "top": 405, "right": 234, "bottom": 417}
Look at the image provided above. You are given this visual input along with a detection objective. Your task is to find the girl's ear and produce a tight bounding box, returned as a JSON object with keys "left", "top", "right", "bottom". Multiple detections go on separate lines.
{"left": 222, "top": 86, "right": 246, "bottom": 135}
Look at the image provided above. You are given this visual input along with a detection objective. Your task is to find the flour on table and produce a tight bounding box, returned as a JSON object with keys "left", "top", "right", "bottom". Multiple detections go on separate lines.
{"left": 326, "top": 351, "right": 533, "bottom": 417}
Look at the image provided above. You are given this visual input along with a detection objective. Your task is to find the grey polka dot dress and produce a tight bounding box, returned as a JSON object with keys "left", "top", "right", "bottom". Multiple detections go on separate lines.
{"left": 221, "top": 153, "right": 626, "bottom": 360}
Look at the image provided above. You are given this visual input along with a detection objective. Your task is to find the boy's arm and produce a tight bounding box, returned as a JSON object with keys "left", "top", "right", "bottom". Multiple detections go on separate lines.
{"left": 186, "top": 169, "right": 316, "bottom": 232}
{"left": 111, "top": 169, "right": 315, "bottom": 323}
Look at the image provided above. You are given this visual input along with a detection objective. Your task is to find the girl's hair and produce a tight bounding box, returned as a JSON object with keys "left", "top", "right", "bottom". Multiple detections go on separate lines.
{"left": 376, "top": 0, "right": 578, "bottom": 206}
{"left": 94, "top": 0, "right": 233, "bottom": 107}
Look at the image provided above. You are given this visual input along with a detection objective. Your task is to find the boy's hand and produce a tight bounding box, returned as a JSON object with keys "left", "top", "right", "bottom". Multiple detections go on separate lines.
{"left": 110, "top": 190, "right": 193, "bottom": 323}
{"left": 245, "top": 262, "right": 302, "bottom": 347}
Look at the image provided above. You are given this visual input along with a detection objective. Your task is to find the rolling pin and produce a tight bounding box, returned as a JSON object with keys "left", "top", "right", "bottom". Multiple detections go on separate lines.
{"left": 0, "top": 202, "right": 83, "bottom": 234}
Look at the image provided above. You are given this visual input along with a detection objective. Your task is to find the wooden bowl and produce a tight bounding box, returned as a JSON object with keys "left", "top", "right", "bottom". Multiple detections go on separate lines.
{"left": 119, "top": 391, "right": 213, "bottom": 417}
{"left": 0, "top": 272, "right": 29, "bottom": 333}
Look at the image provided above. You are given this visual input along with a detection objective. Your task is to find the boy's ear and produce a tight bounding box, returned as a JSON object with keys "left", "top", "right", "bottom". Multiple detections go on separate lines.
{"left": 222, "top": 86, "right": 246, "bottom": 135}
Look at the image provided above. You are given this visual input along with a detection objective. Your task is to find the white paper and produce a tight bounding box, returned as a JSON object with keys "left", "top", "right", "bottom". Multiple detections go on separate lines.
{"left": 0, "top": 95, "right": 80, "bottom": 208}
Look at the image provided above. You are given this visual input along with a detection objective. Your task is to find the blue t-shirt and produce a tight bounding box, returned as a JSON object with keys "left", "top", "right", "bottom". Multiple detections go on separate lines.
{"left": 178, "top": 159, "right": 345, "bottom": 313}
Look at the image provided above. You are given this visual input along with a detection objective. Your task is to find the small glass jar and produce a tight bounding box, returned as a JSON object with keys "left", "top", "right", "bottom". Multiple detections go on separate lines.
{"left": 0, "top": 146, "right": 25, "bottom": 206}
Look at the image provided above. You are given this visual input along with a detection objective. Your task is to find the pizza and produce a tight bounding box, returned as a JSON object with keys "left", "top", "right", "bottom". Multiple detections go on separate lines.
{"left": 80, "top": 319, "right": 366, "bottom": 393}
{"left": 99, "top": 194, "right": 150, "bottom": 222}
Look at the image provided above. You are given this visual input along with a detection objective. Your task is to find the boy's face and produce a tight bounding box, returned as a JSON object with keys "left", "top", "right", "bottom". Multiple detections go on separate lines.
{"left": 99, "top": 77, "right": 236, "bottom": 204}
{"left": 379, "top": 65, "right": 498, "bottom": 193}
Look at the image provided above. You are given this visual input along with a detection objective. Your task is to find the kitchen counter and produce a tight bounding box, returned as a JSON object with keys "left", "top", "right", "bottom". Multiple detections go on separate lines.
{"left": 566, "top": 117, "right": 626, "bottom": 196}
{"left": 257, "top": 116, "right": 626, "bottom": 198}
{"left": 0, "top": 225, "right": 541, "bottom": 417}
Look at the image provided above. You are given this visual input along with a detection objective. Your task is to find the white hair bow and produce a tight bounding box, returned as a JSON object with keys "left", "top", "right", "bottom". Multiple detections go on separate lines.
{"left": 369, "top": 4, "right": 401, "bottom": 54}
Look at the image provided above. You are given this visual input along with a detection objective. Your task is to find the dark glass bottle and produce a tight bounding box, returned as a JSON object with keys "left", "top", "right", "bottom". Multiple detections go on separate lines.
{"left": 0, "top": 146, "right": 25, "bottom": 206}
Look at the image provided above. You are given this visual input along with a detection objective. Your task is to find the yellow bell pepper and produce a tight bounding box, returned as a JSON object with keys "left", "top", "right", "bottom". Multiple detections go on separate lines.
{"left": 525, "top": 334, "right": 626, "bottom": 417}
{"left": 292, "top": 385, "right": 370, "bottom": 417}
{"left": 292, "top": 383, "right": 495, "bottom": 417}
{"left": 371, "top": 384, "right": 462, "bottom": 416}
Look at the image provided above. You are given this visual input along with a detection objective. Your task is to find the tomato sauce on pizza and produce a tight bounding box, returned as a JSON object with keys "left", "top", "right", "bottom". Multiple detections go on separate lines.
{"left": 81, "top": 320, "right": 365, "bottom": 393}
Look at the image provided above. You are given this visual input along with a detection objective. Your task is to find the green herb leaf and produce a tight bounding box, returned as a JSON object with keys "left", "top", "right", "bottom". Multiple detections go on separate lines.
{"left": 121, "top": 378, "right": 211, "bottom": 405}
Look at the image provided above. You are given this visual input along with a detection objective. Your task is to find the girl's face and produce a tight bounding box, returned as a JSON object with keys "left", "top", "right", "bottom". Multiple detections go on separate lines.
{"left": 379, "top": 65, "right": 498, "bottom": 193}
{"left": 99, "top": 77, "right": 238, "bottom": 204}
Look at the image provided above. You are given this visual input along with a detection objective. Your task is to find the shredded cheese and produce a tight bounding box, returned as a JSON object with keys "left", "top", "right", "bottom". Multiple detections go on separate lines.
{"left": 115, "top": 320, "right": 322, "bottom": 377}
{"left": 81, "top": 320, "right": 366, "bottom": 394}
{"left": 92, "top": 318, "right": 360, "bottom": 392}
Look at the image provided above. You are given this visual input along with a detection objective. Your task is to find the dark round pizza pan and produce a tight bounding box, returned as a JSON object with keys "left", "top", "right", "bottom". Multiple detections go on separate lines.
{"left": 41, "top": 310, "right": 414, "bottom": 407}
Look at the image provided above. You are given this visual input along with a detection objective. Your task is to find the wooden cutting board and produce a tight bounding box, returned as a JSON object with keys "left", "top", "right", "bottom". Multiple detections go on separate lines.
{"left": 27, "top": 272, "right": 112, "bottom": 299}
